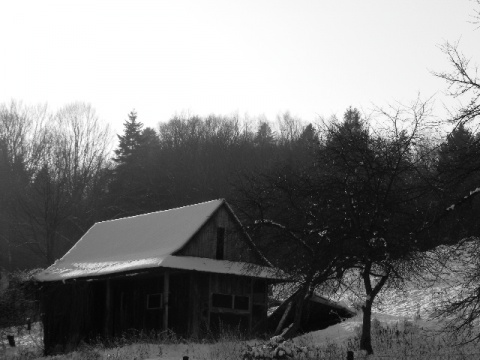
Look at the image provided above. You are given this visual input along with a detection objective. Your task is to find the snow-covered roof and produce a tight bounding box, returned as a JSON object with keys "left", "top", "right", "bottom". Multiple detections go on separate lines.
{"left": 36, "top": 199, "right": 281, "bottom": 282}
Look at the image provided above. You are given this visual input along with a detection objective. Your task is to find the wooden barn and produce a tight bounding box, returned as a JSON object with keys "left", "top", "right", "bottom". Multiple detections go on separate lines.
{"left": 35, "top": 199, "right": 283, "bottom": 354}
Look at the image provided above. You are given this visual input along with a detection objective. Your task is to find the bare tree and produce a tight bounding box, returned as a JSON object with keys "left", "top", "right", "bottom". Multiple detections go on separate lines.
{"left": 0, "top": 101, "right": 51, "bottom": 269}
{"left": 277, "top": 111, "right": 303, "bottom": 146}
{"left": 433, "top": 0, "right": 480, "bottom": 127}
{"left": 428, "top": 2, "right": 480, "bottom": 342}
{"left": 433, "top": 41, "right": 480, "bottom": 126}
{"left": 237, "top": 100, "right": 442, "bottom": 354}
{"left": 431, "top": 238, "right": 480, "bottom": 342}
{"left": 16, "top": 103, "right": 112, "bottom": 265}
{"left": 322, "top": 102, "right": 443, "bottom": 354}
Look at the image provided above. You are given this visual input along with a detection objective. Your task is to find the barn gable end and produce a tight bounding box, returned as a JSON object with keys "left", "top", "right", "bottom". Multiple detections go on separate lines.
{"left": 175, "top": 203, "right": 266, "bottom": 265}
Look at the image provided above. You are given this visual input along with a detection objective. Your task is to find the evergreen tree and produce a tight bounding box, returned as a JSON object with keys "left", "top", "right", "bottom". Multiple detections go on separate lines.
{"left": 438, "top": 123, "right": 479, "bottom": 183}
{"left": 254, "top": 122, "right": 276, "bottom": 147}
{"left": 435, "top": 123, "right": 480, "bottom": 241}
{"left": 298, "top": 123, "right": 316, "bottom": 145}
{"left": 328, "top": 107, "right": 368, "bottom": 147}
{"left": 114, "top": 110, "right": 144, "bottom": 165}
{"left": 109, "top": 111, "right": 165, "bottom": 216}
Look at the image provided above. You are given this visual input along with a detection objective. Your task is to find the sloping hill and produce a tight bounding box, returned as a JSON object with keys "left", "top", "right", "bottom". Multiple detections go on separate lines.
{"left": 298, "top": 240, "right": 479, "bottom": 347}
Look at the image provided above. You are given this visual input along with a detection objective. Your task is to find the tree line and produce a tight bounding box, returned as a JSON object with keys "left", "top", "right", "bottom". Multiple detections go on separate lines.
{"left": 0, "top": 105, "right": 321, "bottom": 269}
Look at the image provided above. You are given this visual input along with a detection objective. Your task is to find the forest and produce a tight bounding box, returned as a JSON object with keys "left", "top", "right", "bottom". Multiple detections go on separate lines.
{"left": 1, "top": 98, "right": 479, "bottom": 271}
{"left": 0, "top": 103, "right": 331, "bottom": 269}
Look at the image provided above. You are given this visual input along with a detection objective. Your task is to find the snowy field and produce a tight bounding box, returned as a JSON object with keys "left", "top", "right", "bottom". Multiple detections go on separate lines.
{"left": 1, "top": 247, "right": 478, "bottom": 360}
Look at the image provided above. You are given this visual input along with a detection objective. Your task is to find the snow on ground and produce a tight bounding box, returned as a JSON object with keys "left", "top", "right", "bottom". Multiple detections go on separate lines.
{"left": 297, "top": 262, "right": 465, "bottom": 348}
{"left": 147, "top": 273, "right": 462, "bottom": 359}
{"left": 3, "top": 243, "right": 476, "bottom": 359}
{"left": 296, "top": 313, "right": 363, "bottom": 345}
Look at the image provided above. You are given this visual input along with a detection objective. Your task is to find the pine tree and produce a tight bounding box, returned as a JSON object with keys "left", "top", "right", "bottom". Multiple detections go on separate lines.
{"left": 437, "top": 123, "right": 480, "bottom": 203}
{"left": 254, "top": 122, "right": 276, "bottom": 147}
{"left": 114, "top": 110, "right": 144, "bottom": 165}
{"left": 436, "top": 123, "right": 480, "bottom": 241}
{"left": 438, "top": 123, "right": 478, "bottom": 181}
{"left": 109, "top": 111, "right": 164, "bottom": 216}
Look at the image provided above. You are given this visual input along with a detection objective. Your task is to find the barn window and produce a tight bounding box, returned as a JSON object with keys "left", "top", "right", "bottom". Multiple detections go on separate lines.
{"left": 216, "top": 227, "right": 225, "bottom": 260}
{"left": 212, "top": 294, "right": 250, "bottom": 311}
{"left": 147, "top": 293, "right": 163, "bottom": 309}
{"left": 212, "top": 293, "right": 232, "bottom": 308}
{"left": 233, "top": 295, "right": 249, "bottom": 310}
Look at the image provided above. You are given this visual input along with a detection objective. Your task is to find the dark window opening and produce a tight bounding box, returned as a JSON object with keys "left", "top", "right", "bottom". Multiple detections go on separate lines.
{"left": 212, "top": 293, "right": 232, "bottom": 308}
{"left": 147, "top": 293, "right": 162, "bottom": 309}
{"left": 234, "top": 295, "right": 249, "bottom": 310}
{"left": 216, "top": 227, "right": 225, "bottom": 260}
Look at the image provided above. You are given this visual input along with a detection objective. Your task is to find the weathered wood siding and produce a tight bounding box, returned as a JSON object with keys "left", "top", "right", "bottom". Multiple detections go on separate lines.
{"left": 251, "top": 278, "right": 268, "bottom": 333}
{"left": 42, "top": 282, "right": 94, "bottom": 354}
{"left": 42, "top": 271, "right": 270, "bottom": 353}
{"left": 110, "top": 276, "right": 165, "bottom": 335}
{"left": 176, "top": 205, "right": 263, "bottom": 264}
{"left": 210, "top": 273, "right": 251, "bottom": 295}
{"left": 188, "top": 273, "right": 269, "bottom": 337}
{"left": 188, "top": 272, "right": 210, "bottom": 337}
{"left": 206, "top": 274, "right": 268, "bottom": 334}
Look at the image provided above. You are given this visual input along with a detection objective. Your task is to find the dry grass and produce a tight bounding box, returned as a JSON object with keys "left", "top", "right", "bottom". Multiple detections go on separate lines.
{"left": 245, "top": 319, "right": 480, "bottom": 360}
{"left": 348, "top": 319, "right": 480, "bottom": 360}
{"left": 1, "top": 320, "right": 479, "bottom": 359}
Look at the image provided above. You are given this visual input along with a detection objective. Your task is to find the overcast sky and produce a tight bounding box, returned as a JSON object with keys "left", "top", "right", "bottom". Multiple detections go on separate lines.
{"left": 1, "top": 0, "right": 479, "bottom": 134}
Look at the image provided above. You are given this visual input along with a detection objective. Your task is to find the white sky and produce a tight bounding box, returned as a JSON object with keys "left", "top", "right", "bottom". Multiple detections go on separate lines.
{"left": 1, "top": 0, "right": 479, "bottom": 135}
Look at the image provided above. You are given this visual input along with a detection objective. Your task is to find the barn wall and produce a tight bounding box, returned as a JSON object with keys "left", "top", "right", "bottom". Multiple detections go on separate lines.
{"left": 168, "top": 273, "right": 190, "bottom": 335}
{"left": 42, "top": 282, "right": 93, "bottom": 355}
{"left": 251, "top": 278, "right": 268, "bottom": 333}
{"left": 189, "top": 272, "right": 210, "bottom": 338}
{"left": 110, "top": 276, "right": 165, "bottom": 336}
{"left": 188, "top": 273, "right": 269, "bottom": 337}
{"left": 108, "top": 272, "right": 192, "bottom": 337}
{"left": 42, "top": 272, "right": 269, "bottom": 353}
{"left": 205, "top": 274, "right": 268, "bottom": 334}
{"left": 177, "top": 205, "right": 263, "bottom": 264}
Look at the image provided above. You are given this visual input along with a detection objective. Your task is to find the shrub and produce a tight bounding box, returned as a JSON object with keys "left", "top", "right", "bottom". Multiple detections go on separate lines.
{"left": 243, "top": 335, "right": 346, "bottom": 360}
{"left": 0, "top": 269, "right": 40, "bottom": 350}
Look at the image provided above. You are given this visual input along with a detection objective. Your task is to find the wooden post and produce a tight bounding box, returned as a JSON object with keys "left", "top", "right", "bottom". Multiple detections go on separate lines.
{"left": 104, "top": 279, "right": 112, "bottom": 338}
{"left": 248, "top": 279, "right": 253, "bottom": 333}
{"left": 7, "top": 335, "right": 15, "bottom": 347}
{"left": 207, "top": 273, "right": 212, "bottom": 329}
{"left": 163, "top": 271, "right": 169, "bottom": 331}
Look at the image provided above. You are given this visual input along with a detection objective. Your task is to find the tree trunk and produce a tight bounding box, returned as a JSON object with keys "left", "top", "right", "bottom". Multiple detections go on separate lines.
{"left": 273, "top": 285, "right": 311, "bottom": 339}
{"left": 281, "top": 284, "right": 312, "bottom": 339}
{"left": 282, "top": 292, "right": 307, "bottom": 339}
{"left": 274, "top": 300, "right": 293, "bottom": 335}
{"left": 360, "top": 298, "right": 374, "bottom": 354}
{"left": 359, "top": 263, "right": 390, "bottom": 355}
